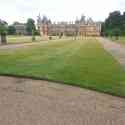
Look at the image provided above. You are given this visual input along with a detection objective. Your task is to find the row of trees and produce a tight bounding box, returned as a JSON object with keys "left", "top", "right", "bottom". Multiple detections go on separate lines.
{"left": 0, "top": 18, "right": 39, "bottom": 44}
{"left": 102, "top": 11, "right": 125, "bottom": 39}
{"left": 8, "top": 18, "right": 38, "bottom": 35}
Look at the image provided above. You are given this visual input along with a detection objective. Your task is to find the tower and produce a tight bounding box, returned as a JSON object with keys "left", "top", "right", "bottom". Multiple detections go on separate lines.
{"left": 80, "top": 14, "right": 86, "bottom": 24}
{"left": 37, "top": 13, "right": 42, "bottom": 32}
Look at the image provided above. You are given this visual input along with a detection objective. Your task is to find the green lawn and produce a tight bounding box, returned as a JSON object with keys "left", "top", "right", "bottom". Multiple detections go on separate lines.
{"left": 7, "top": 35, "right": 63, "bottom": 44}
{"left": 0, "top": 38, "right": 125, "bottom": 97}
{"left": 7, "top": 35, "right": 42, "bottom": 44}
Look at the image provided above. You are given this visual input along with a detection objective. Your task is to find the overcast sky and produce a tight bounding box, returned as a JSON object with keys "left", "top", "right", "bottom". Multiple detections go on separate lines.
{"left": 0, "top": 0, "right": 125, "bottom": 24}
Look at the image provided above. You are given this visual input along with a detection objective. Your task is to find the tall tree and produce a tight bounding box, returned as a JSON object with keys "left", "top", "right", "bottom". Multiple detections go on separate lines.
{"left": 26, "top": 18, "right": 36, "bottom": 35}
{"left": 102, "top": 11, "right": 125, "bottom": 37}
{"left": 122, "top": 12, "right": 125, "bottom": 35}
{"left": 8, "top": 25, "right": 16, "bottom": 35}
{"left": 112, "top": 28, "right": 121, "bottom": 40}
{"left": 0, "top": 20, "right": 7, "bottom": 44}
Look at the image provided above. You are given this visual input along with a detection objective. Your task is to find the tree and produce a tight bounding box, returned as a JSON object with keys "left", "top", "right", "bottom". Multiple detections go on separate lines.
{"left": 8, "top": 25, "right": 16, "bottom": 35}
{"left": 122, "top": 12, "right": 125, "bottom": 35}
{"left": 112, "top": 28, "right": 121, "bottom": 40}
{"left": 34, "top": 30, "right": 40, "bottom": 35}
{"left": 32, "top": 30, "right": 36, "bottom": 41}
{"left": 0, "top": 21, "right": 7, "bottom": 44}
{"left": 101, "top": 22, "right": 106, "bottom": 36}
{"left": 102, "top": 10, "right": 125, "bottom": 37}
{"left": 26, "top": 18, "right": 36, "bottom": 35}
{"left": 105, "top": 11, "right": 121, "bottom": 29}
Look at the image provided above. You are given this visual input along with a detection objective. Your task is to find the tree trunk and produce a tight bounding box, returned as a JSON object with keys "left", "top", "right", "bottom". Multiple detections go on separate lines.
{"left": 0, "top": 34, "right": 7, "bottom": 44}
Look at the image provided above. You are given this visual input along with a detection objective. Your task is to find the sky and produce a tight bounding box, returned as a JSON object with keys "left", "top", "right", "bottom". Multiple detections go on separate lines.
{"left": 0, "top": 0, "right": 125, "bottom": 24}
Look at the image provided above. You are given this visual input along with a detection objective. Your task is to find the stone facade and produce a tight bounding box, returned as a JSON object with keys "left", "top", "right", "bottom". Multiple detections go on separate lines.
{"left": 13, "top": 22, "right": 27, "bottom": 35}
{"left": 79, "top": 24, "right": 101, "bottom": 36}
{"left": 37, "top": 15, "right": 101, "bottom": 37}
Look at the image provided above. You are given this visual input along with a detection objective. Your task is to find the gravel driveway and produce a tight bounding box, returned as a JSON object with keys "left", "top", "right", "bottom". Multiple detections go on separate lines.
{"left": 0, "top": 76, "right": 125, "bottom": 125}
{"left": 98, "top": 37, "right": 125, "bottom": 68}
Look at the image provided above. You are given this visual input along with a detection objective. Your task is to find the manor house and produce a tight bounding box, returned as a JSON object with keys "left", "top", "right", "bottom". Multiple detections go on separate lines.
{"left": 37, "top": 15, "right": 101, "bottom": 37}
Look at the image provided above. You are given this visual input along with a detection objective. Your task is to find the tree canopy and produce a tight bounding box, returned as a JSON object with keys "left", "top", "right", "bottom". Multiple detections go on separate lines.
{"left": 102, "top": 11, "right": 125, "bottom": 37}
{"left": 0, "top": 19, "right": 7, "bottom": 44}
{"left": 26, "top": 18, "right": 36, "bottom": 35}
{"left": 7, "top": 25, "right": 16, "bottom": 35}
{"left": 0, "top": 20, "right": 7, "bottom": 35}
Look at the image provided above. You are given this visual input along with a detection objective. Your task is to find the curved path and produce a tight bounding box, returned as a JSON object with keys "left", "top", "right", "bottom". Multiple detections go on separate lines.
{"left": 0, "top": 76, "right": 125, "bottom": 125}
{"left": 98, "top": 37, "right": 125, "bottom": 68}
{"left": 0, "top": 38, "right": 70, "bottom": 50}
{"left": 0, "top": 41, "right": 47, "bottom": 50}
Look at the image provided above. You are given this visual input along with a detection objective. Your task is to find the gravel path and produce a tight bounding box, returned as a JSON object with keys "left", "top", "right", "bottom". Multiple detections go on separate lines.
{"left": 98, "top": 37, "right": 125, "bottom": 68}
{"left": 0, "top": 39, "right": 69, "bottom": 50}
{"left": 0, "top": 76, "right": 125, "bottom": 125}
{"left": 0, "top": 42, "right": 45, "bottom": 50}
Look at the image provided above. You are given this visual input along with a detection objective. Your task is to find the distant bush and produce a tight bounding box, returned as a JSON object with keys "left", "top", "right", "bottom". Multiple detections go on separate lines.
{"left": 49, "top": 36, "right": 52, "bottom": 40}
{"left": 34, "top": 30, "right": 40, "bottom": 36}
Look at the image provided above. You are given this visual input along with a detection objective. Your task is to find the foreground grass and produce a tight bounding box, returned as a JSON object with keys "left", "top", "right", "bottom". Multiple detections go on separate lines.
{"left": 0, "top": 38, "right": 125, "bottom": 97}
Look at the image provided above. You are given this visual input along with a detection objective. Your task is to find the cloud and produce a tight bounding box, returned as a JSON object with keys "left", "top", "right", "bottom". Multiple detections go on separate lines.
{"left": 0, "top": 0, "right": 124, "bottom": 24}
